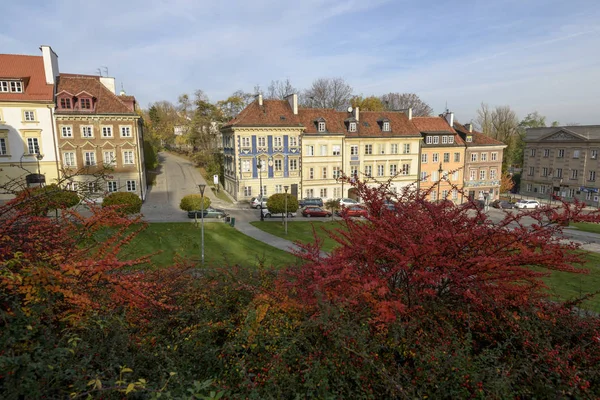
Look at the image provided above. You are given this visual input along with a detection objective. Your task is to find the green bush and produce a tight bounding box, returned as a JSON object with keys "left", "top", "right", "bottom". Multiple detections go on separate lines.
{"left": 266, "top": 193, "right": 298, "bottom": 214}
{"left": 179, "top": 194, "right": 211, "bottom": 212}
{"left": 14, "top": 184, "right": 80, "bottom": 216}
{"left": 102, "top": 192, "right": 142, "bottom": 215}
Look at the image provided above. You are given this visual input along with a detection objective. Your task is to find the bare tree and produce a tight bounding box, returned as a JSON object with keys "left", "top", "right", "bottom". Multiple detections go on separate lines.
{"left": 302, "top": 77, "right": 353, "bottom": 110}
{"left": 475, "top": 103, "right": 520, "bottom": 169}
{"left": 475, "top": 102, "right": 493, "bottom": 136}
{"left": 380, "top": 93, "right": 433, "bottom": 116}
{"left": 265, "top": 78, "right": 297, "bottom": 100}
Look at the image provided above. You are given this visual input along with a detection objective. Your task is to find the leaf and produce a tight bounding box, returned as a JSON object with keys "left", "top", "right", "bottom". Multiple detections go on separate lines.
{"left": 126, "top": 383, "right": 136, "bottom": 394}
{"left": 121, "top": 367, "right": 133, "bottom": 373}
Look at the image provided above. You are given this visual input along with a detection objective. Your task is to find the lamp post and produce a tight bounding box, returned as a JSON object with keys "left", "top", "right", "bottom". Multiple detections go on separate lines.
{"left": 284, "top": 185, "right": 289, "bottom": 235}
{"left": 257, "top": 159, "right": 264, "bottom": 221}
{"left": 437, "top": 162, "right": 443, "bottom": 202}
{"left": 198, "top": 184, "right": 206, "bottom": 266}
{"left": 35, "top": 153, "right": 44, "bottom": 175}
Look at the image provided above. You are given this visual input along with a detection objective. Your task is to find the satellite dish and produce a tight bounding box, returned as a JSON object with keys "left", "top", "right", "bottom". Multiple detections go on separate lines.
{"left": 347, "top": 106, "right": 353, "bottom": 113}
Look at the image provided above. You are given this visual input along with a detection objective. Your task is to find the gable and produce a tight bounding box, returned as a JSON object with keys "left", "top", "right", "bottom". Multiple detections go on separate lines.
{"left": 540, "top": 129, "right": 587, "bottom": 142}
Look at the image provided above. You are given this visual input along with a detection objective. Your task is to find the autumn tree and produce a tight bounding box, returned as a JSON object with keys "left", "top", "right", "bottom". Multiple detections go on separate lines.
{"left": 217, "top": 90, "right": 254, "bottom": 120}
{"left": 350, "top": 95, "right": 385, "bottom": 111}
{"left": 380, "top": 92, "right": 433, "bottom": 116}
{"left": 302, "top": 77, "right": 353, "bottom": 110}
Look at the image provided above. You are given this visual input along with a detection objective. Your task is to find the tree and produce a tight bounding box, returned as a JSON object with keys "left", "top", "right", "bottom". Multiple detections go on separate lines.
{"left": 102, "top": 192, "right": 143, "bottom": 215}
{"left": 14, "top": 184, "right": 79, "bottom": 217}
{"left": 144, "top": 101, "right": 179, "bottom": 146}
{"left": 476, "top": 103, "right": 520, "bottom": 170}
{"left": 266, "top": 193, "right": 299, "bottom": 223}
{"left": 325, "top": 198, "right": 339, "bottom": 220}
{"left": 380, "top": 93, "right": 433, "bottom": 116}
{"left": 179, "top": 194, "right": 211, "bottom": 224}
{"left": 302, "top": 77, "right": 353, "bottom": 110}
{"left": 217, "top": 90, "right": 254, "bottom": 120}
{"left": 350, "top": 96, "right": 385, "bottom": 111}
{"left": 500, "top": 171, "right": 515, "bottom": 194}
{"left": 265, "top": 79, "right": 297, "bottom": 100}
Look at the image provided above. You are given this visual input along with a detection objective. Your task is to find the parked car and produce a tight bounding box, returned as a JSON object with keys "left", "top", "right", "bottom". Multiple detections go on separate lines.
{"left": 515, "top": 199, "right": 540, "bottom": 209}
{"left": 302, "top": 206, "right": 332, "bottom": 218}
{"left": 251, "top": 196, "right": 268, "bottom": 209}
{"left": 339, "top": 198, "right": 359, "bottom": 207}
{"left": 261, "top": 208, "right": 297, "bottom": 218}
{"left": 491, "top": 200, "right": 514, "bottom": 209}
{"left": 188, "top": 207, "right": 228, "bottom": 219}
{"left": 337, "top": 205, "right": 368, "bottom": 218}
{"left": 298, "top": 197, "right": 323, "bottom": 208}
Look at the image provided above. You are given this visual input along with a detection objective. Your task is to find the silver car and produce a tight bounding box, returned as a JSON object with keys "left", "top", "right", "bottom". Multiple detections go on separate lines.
{"left": 515, "top": 199, "right": 540, "bottom": 209}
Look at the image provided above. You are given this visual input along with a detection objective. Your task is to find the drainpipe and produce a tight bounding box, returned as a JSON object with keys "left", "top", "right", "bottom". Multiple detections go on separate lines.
{"left": 48, "top": 104, "right": 61, "bottom": 183}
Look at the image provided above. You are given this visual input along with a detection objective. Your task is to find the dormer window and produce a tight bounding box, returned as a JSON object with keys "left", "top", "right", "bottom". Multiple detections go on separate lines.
{"left": 318, "top": 121, "right": 326, "bottom": 132}
{"left": 60, "top": 98, "right": 72, "bottom": 109}
{"left": 0, "top": 80, "right": 23, "bottom": 93}
{"left": 349, "top": 122, "right": 357, "bottom": 132}
{"left": 466, "top": 135, "right": 473, "bottom": 143}
{"left": 80, "top": 98, "right": 92, "bottom": 110}
{"left": 383, "top": 121, "right": 390, "bottom": 132}
{"left": 426, "top": 136, "right": 432, "bottom": 144}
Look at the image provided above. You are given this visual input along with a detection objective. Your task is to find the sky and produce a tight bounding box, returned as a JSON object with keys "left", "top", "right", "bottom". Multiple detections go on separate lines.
{"left": 2, "top": 0, "right": 600, "bottom": 125}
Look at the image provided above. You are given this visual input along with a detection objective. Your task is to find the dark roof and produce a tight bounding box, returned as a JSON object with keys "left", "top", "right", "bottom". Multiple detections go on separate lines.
{"left": 56, "top": 73, "right": 136, "bottom": 114}
{"left": 453, "top": 122, "right": 506, "bottom": 146}
{"left": 0, "top": 54, "right": 54, "bottom": 102}
{"left": 222, "top": 99, "right": 302, "bottom": 128}
{"left": 524, "top": 126, "right": 600, "bottom": 141}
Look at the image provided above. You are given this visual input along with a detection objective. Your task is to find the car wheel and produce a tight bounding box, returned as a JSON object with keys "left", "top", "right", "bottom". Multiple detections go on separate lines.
{"left": 265, "top": 213, "right": 271, "bottom": 218}
{"left": 306, "top": 213, "right": 311, "bottom": 218}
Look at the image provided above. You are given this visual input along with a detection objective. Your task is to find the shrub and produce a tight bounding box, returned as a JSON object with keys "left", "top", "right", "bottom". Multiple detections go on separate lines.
{"left": 266, "top": 193, "right": 299, "bottom": 214}
{"left": 14, "top": 184, "right": 80, "bottom": 216}
{"left": 179, "top": 194, "right": 211, "bottom": 212}
{"left": 102, "top": 191, "right": 142, "bottom": 215}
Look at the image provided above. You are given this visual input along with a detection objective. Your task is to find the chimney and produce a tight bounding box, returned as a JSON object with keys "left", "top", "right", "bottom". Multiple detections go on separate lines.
{"left": 464, "top": 123, "right": 473, "bottom": 132}
{"left": 256, "top": 93, "right": 263, "bottom": 106}
{"left": 39, "top": 45, "right": 59, "bottom": 85}
{"left": 353, "top": 106, "right": 360, "bottom": 121}
{"left": 444, "top": 111, "right": 454, "bottom": 127}
{"left": 99, "top": 77, "right": 116, "bottom": 94}
{"left": 285, "top": 93, "right": 298, "bottom": 115}
{"left": 406, "top": 107, "right": 412, "bottom": 120}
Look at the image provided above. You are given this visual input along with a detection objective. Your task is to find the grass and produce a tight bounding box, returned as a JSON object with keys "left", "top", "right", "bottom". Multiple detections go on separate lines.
{"left": 116, "top": 222, "right": 299, "bottom": 268}
{"left": 250, "top": 220, "right": 346, "bottom": 253}
{"left": 570, "top": 222, "right": 600, "bottom": 234}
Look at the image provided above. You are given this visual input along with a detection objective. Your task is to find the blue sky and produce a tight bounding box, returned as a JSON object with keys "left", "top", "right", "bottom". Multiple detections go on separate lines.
{"left": 2, "top": 0, "right": 599, "bottom": 124}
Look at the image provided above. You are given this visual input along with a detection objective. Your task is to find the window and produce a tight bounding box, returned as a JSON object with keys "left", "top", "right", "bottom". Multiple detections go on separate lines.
{"left": 126, "top": 180, "right": 137, "bottom": 192}
{"left": 305, "top": 189, "right": 314, "bottom": 198}
{"left": 289, "top": 136, "right": 297, "bottom": 146}
{"left": 403, "top": 144, "right": 411, "bottom": 154}
{"left": 84, "top": 151, "right": 96, "bottom": 166}
{"left": 81, "top": 126, "right": 93, "bottom": 138}
{"left": 431, "top": 191, "right": 437, "bottom": 201}
{"left": 379, "top": 144, "right": 386, "bottom": 154}
{"left": 349, "top": 122, "right": 357, "bottom": 132}
{"left": 321, "top": 167, "right": 327, "bottom": 179}
{"left": 365, "top": 144, "right": 372, "bottom": 155}
{"left": 391, "top": 144, "right": 398, "bottom": 154}
{"left": 592, "top": 150, "right": 598, "bottom": 159}
{"left": 10, "top": 81, "right": 23, "bottom": 92}
{"left": 490, "top": 169, "right": 497, "bottom": 180}
{"left": 471, "top": 153, "right": 477, "bottom": 162}
{"left": 242, "top": 160, "right": 251, "bottom": 172}
{"left": 63, "top": 152, "right": 76, "bottom": 167}
{"left": 333, "top": 188, "right": 341, "bottom": 198}
{"left": 448, "top": 136, "right": 454, "bottom": 144}
{"left": 61, "top": 126, "right": 72, "bottom": 138}
{"left": 103, "top": 151, "right": 115, "bottom": 166}
{"left": 557, "top": 149, "right": 565, "bottom": 158}
{"left": 573, "top": 150, "right": 580, "bottom": 158}
{"left": 383, "top": 121, "right": 390, "bottom": 132}
{"left": 442, "top": 136, "right": 448, "bottom": 144}
{"left": 350, "top": 145, "right": 358, "bottom": 155}
{"left": 480, "top": 170, "right": 486, "bottom": 180}
{"left": 320, "top": 188, "right": 327, "bottom": 198}
{"left": 102, "top": 126, "right": 113, "bottom": 137}
{"left": 452, "top": 171, "right": 459, "bottom": 181}
{"left": 244, "top": 186, "right": 252, "bottom": 196}
{"left": 390, "top": 164, "right": 397, "bottom": 176}
{"left": 350, "top": 166, "right": 359, "bottom": 178}
{"left": 571, "top": 169, "right": 578, "bottom": 179}
{"left": 421, "top": 153, "right": 428, "bottom": 163}
{"left": 443, "top": 153, "right": 450, "bottom": 163}
{"left": 454, "top": 152, "right": 460, "bottom": 162}
{"left": 289, "top": 159, "right": 298, "bottom": 170}
{"left": 365, "top": 165, "right": 372, "bottom": 176}
{"left": 24, "top": 111, "right": 35, "bottom": 121}
{"left": 257, "top": 137, "right": 266, "bottom": 147}
{"left": 432, "top": 171, "right": 439, "bottom": 182}
{"left": 433, "top": 136, "right": 439, "bottom": 144}
{"left": 377, "top": 165, "right": 384, "bottom": 177}
{"left": 318, "top": 122, "right": 326, "bottom": 132}
{"left": 274, "top": 159, "right": 282, "bottom": 171}
{"left": 420, "top": 171, "right": 427, "bottom": 182}
{"left": 528, "top": 167, "right": 534, "bottom": 176}
{"left": 542, "top": 167, "right": 549, "bottom": 177}
{"left": 107, "top": 181, "right": 118, "bottom": 193}
{"left": 120, "top": 126, "right": 132, "bottom": 137}
{"left": 274, "top": 137, "right": 282, "bottom": 147}
{"left": 426, "top": 136, "right": 432, "bottom": 144}
{"left": 320, "top": 145, "right": 327, "bottom": 156}
{"left": 123, "top": 151, "right": 134, "bottom": 165}
{"left": 27, "top": 138, "right": 40, "bottom": 154}
{"left": 0, "top": 137, "right": 7, "bottom": 155}
{"left": 275, "top": 185, "right": 283, "bottom": 194}
{"left": 590, "top": 171, "right": 596, "bottom": 181}
{"left": 466, "top": 136, "right": 473, "bottom": 143}
{"left": 491, "top": 152, "right": 497, "bottom": 161}
{"left": 526, "top": 184, "right": 532, "bottom": 192}
{"left": 333, "top": 167, "right": 342, "bottom": 179}
{"left": 306, "top": 145, "right": 314, "bottom": 156}
{"left": 0, "top": 81, "right": 7, "bottom": 92}
{"left": 241, "top": 137, "right": 250, "bottom": 147}
{"left": 568, "top": 188, "right": 575, "bottom": 198}
{"left": 470, "top": 170, "right": 476, "bottom": 181}
{"left": 262, "top": 186, "right": 268, "bottom": 196}
{"left": 530, "top": 149, "right": 536, "bottom": 157}
{"left": 332, "top": 145, "right": 341, "bottom": 156}
{"left": 481, "top": 153, "right": 487, "bottom": 161}
{"left": 401, "top": 163, "right": 410, "bottom": 175}
{"left": 442, "top": 190, "right": 448, "bottom": 199}
{"left": 80, "top": 98, "right": 92, "bottom": 109}
{"left": 432, "top": 153, "right": 439, "bottom": 162}
{"left": 556, "top": 168, "right": 562, "bottom": 178}
{"left": 309, "top": 168, "right": 314, "bottom": 179}
{"left": 544, "top": 149, "right": 550, "bottom": 157}
{"left": 88, "top": 182, "right": 99, "bottom": 193}
{"left": 452, "top": 189, "right": 458, "bottom": 200}
{"left": 60, "top": 98, "right": 72, "bottom": 109}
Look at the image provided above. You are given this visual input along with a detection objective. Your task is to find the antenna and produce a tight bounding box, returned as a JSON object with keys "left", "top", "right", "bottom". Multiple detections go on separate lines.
{"left": 96, "top": 68, "right": 102, "bottom": 76}
{"left": 101, "top": 66, "right": 108, "bottom": 77}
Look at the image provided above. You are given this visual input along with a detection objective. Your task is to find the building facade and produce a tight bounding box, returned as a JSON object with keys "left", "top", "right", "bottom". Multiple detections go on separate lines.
{"left": 521, "top": 126, "right": 600, "bottom": 205}
{"left": 0, "top": 46, "right": 61, "bottom": 199}
{"left": 54, "top": 74, "right": 146, "bottom": 200}
{"left": 454, "top": 122, "right": 506, "bottom": 201}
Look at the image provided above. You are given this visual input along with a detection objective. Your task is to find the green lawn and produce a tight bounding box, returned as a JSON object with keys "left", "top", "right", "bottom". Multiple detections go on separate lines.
{"left": 570, "top": 222, "right": 600, "bottom": 234}
{"left": 116, "top": 222, "right": 299, "bottom": 268}
{"left": 250, "top": 220, "right": 346, "bottom": 253}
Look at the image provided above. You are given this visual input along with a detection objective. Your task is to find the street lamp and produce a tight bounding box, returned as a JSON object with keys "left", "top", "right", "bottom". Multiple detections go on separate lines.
{"left": 437, "top": 162, "right": 443, "bottom": 202}
{"left": 35, "top": 153, "right": 44, "bottom": 175}
{"left": 198, "top": 184, "right": 206, "bottom": 266}
{"left": 257, "top": 159, "right": 264, "bottom": 221}
{"left": 284, "top": 185, "right": 289, "bottom": 235}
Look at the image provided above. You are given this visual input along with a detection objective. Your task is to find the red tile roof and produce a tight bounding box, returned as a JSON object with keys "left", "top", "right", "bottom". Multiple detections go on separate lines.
{"left": 222, "top": 99, "right": 302, "bottom": 128}
{"left": 412, "top": 116, "right": 456, "bottom": 133}
{"left": 354, "top": 111, "right": 421, "bottom": 137}
{"left": 453, "top": 122, "right": 506, "bottom": 146}
{"left": 0, "top": 54, "right": 54, "bottom": 102}
{"left": 56, "top": 74, "right": 136, "bottom": 114}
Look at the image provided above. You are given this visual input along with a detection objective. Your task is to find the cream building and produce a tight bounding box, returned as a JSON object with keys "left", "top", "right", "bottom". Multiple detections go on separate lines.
{"left": 0, "top": 46, "right": 61, "bottom": 199}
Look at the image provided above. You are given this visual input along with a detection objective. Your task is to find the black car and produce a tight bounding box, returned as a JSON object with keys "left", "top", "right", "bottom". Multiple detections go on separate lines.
{"left": 298, "top": 197, "right": 323, "bottom": 208}
{"left": 187, "top": 207, "right": 228, "bottom": 219}
{"left": 491, "top": 200, "right": 514, "bottom": 209}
